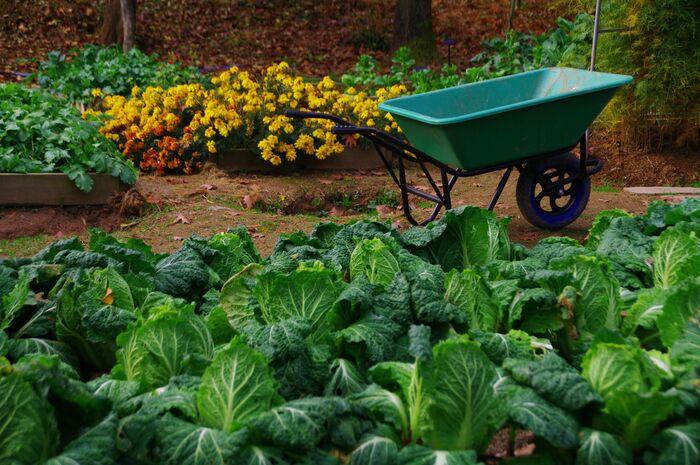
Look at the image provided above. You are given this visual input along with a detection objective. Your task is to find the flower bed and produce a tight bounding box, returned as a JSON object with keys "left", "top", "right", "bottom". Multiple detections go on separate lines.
{"left": 90, "top": 63, "right": 406, "bottom": 175}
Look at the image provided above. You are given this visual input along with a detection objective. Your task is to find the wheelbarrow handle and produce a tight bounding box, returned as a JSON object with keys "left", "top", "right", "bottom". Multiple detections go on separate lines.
{"left": 284, "top": 110, "right": 352, "bottom": 126}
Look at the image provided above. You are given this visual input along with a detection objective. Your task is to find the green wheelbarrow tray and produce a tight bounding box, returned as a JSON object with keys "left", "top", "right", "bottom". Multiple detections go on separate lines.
{"left": 377, "top": 67, "right": 633, "bottom": 171}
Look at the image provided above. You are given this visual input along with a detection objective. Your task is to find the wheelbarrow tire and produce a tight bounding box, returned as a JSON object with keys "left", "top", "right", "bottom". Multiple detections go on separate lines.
{"left": 516, "top": 152, "right": 591, "bottom": 230}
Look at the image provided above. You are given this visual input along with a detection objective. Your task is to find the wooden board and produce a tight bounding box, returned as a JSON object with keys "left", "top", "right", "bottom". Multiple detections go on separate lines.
{"left": 0, "top": 173, "right": 125, "bottom": 206}
{"left": 623, "top": 186, "right": 700, "bottom": 195}
{"left": 214, "top": 146, "right": 391, "bottom": 172}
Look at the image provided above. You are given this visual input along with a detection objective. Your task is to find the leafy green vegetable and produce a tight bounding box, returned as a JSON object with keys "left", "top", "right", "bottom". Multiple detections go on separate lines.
{"left": 551, "top": 254, "right": 622, "bottom": 335}
{"left": 113, "top": 304, "right": 213, "bottom": 389}
{"left": 350, "top": 238, "right": 401, "bottom": 289}
{"left": 0, "top": 358, "right": 59, "bottom": 464}
{"left": 575, "top": 429, "right": 631, "bottom": 465}
{"left": 348, "top": 435, "right": 398, "bottom": 465}
{"left": 503, "top": 351, "right": 602, "bottom": 411}
{"left": 207, "top": 228, "right": 261, "bottom": 282}
{"left": 196, "top": 338, "right": 279, "bottom": 432}
{"left": 0, "top": 84, "right": 137, "bottom": 191}
{"left": 30, "top": 44, "right": 206, "bottom": 104}
{"left": 404, "top": 206, "right": 510, "bottom": 271}
{"left": 44, "top": 415, "right": 118, "bottom": 465}
{"left": 504, "top": 385, "right": 579, "bottom": 448}
{"left": 648, "top": 423, "right": 700, "bottom": 465}
{"left": 154, "top": 246, "right": 211, "bottom": 297}
{"left": 0, "top": 200, "right": 698, "bottom": 463}
{"left": 652, "top": 227, "right": 700, "bottom": 289}
{"left": 397, "top": 445, "right": 479, "bottom": 465}
{"left": 426, "top": 337, "right": 500, "bottom": 451}
{"left": 155, "top": 414, "right": 244, "bottom": 465}
{"left": 656, "top": 278, "right": 700, "bottom": 349}
{"left": 250, "top": 397, "right": 352, "bottom": 451}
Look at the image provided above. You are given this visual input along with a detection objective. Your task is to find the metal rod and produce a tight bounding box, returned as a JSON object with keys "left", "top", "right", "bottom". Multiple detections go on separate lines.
{"left": 590, "top": 0, "right": 602, "bottom": 71}
{"left": 440, "top": 169, "right": 452, "bottom": 209}
{"left": 599, "top": 27, "right": 631, "bottom": 33}
{"left": 487, "top": 167, "right": 514, "bottom": 211}
{"left": 579, "top": 134, "right": 588, "bottom": 174}
{"left": 405, "top": 186, "right": 443, "bottom": 203}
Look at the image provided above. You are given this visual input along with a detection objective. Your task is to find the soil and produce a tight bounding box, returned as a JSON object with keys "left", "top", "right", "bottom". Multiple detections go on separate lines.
{"left": 1, "top": 162, "right": 692, "bottom": 258}
{"left": 590, "top": 130, "right": 700, "bottom": 186}
{"left": 484, "top": 429, "right": 535, "bottom": 463}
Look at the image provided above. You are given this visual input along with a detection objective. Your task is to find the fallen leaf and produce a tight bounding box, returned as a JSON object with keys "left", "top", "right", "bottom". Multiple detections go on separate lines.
{"left": 173, "top": 236, "right": 184, "bottom": 241}
{"left": 200, "top": 183, "right": 216, "bottom": 191}
{"left": 172, "top": 213, "right": 191, "bottom": 224}
{"left": 514, "top": 443, "right": 536, "bottom": 457}
{"left": 242, "top": 193, "right": 260, "bottom": 209}
{"left": 376, "top": 205, "right": 394, "bottom": 215}
{"left": 120, "top": 220, "right": 141, "bottom": 228}
{"left": 391, "top": 220, "right": 406, "bottom": 229}
{"left": 329, "top": 206, "right": 346, "bottom": 216}
{"left": 331, "top": 174, "right": 345, "bottom": 181}
{"left": 102, "top": 288, "right": 114, "bottom": 305}
{"left": 319, "top": 180, "right": 333, "bottom": 185}
{"left": 208, "top": 205, "right": 236, "bottom": 212}
{"left": 342, "top": 134, "right": 357, "bottom": 147}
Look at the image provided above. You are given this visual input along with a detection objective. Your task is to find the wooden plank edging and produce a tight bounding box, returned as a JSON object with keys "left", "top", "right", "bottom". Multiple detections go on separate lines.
{"left": 0, "top": 173, "right": 125, "bottom": 206}
{"left": 214, "top": 146, "right": 390, "bottom": 172}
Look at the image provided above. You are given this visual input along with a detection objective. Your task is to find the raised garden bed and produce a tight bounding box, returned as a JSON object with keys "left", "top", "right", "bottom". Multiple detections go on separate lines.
{"left": 213, "top": 146, "right": 391, "bottom": 172}
{"left": 0, "top": 173, "right": 126, "bottom": 206}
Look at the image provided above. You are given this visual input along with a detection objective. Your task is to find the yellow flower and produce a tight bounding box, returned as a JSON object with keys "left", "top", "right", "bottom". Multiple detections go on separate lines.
{"left": 207, "top": 140, "right": 217, "bottom": 153}
{"left": 91, "top": 88, "right": 102, "bottom": 98}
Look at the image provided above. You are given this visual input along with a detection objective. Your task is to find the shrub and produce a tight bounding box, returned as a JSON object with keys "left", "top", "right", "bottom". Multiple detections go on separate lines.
{"left": 0, "top": 84, "right": 137, "bottom": 191}
{"left": 596, "top": 0, "right": 700, "bottom": 149}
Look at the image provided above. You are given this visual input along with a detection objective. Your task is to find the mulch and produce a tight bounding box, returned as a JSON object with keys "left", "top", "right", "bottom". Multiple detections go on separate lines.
{"left": 0, "top": 0, "right": 560, "bottom": 80}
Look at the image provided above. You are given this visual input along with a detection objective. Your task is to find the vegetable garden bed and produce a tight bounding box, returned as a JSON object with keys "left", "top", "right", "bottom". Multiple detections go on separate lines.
{"left": 0, "top": 173, "right": 126, "bottom": 206}
{"left": 1, "top": 198, "right": 699, "bottom": 464}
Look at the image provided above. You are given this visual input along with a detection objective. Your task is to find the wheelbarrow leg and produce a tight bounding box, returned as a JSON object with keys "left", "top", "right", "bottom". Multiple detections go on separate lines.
{"left": 487, "top": 166, "right": 514, "bottom": 211}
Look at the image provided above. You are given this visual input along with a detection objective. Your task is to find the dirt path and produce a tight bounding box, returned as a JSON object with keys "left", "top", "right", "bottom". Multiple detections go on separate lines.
{"left": 0, "top": 164, "right": 690, "bottom": 258}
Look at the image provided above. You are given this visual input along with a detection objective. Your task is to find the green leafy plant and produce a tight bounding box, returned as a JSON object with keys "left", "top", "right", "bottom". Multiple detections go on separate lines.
{"left": 342, "top": 13, "right": 593, "bottom": 95}
{"left": 0, "top": 198, "right": 698, "bottom": 464}
{"left": 28, "top": 44, "right": 206, "bottom": 104}
{"left": 0, "top": 84, "right": 137, "bottom": 191}
{"left": 596, "top": 0, "right": 700, "bottom": 148}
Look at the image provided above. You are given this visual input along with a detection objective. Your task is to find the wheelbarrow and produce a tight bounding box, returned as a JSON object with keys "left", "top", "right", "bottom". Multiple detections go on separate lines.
{"left": 286, "top": 67, "right": 631, "bottom": 228}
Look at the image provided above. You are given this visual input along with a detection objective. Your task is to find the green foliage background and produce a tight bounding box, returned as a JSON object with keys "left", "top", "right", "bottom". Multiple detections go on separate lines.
{"left": 595, "top": 0, "right": 700, "bottom": 148}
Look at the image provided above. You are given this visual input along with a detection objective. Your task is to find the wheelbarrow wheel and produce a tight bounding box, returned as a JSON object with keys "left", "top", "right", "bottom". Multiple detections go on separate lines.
{"left": 516, "top": 152, "right": 591, "bottom": 230}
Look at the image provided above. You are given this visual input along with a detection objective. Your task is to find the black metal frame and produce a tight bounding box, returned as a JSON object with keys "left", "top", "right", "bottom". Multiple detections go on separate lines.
{"left": 285, "top": 110, "right": 603, "bottom": 226}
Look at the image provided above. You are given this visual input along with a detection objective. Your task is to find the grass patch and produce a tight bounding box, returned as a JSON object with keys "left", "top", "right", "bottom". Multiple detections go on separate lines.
{"left": 593, "top": 182, "right": 621, "bottom": 193}
{"left": 0, "top": 235, "right": 53, "bottom": 258}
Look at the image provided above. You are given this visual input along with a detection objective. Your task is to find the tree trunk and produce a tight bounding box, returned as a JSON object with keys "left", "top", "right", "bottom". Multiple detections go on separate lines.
{"left": 392, "top": 0, "right": 436, "bottom": 65}
{"left": 507, "top": 0, "right": 520, "bottom": 31}
{"left": 101, "top": 0, "right": 137, "bottom": 52}
{"left": 120, "top": 0, "right": 136, "bottom": 51}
